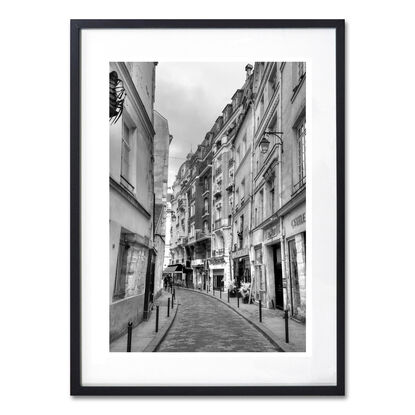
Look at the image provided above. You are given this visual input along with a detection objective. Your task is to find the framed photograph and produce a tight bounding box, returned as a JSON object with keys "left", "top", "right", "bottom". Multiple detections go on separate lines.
{"left": 71, "top": 19, "right": 345, "bottom": 395}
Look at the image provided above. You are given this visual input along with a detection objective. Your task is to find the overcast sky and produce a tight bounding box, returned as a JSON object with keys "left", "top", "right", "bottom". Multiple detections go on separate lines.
{"left": 154, "top": 62, "right": 248, "bottom": 188}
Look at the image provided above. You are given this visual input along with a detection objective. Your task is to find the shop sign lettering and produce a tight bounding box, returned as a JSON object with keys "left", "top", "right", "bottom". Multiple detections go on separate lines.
{"left": 291, "top": 213, "right": 306, "bottom": 228}
{"left": 233, "top": 247, "right": 249, "bottom": 258}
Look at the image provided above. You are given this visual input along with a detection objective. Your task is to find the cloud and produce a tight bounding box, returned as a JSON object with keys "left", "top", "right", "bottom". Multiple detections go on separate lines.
{"left": 154, "top": 62, "right": 247, "bottom": 187}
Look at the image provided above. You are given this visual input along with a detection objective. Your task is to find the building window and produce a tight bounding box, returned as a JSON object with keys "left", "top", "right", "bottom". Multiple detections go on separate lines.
{"left": 241, "top": 178, "right": 245, "bottom": 204}
{"left": 268, "top": 65, "right": 277, "bottom": 98}
{"left": 270, "top": 187, "right": 275, "bottom": 214}
{"left": 204, "top": 198, "right": 209, "bottom": 214}
{"left": 190, "top": 201, "right": 195, "bottom": 217}
{"left": 204, "top": 177, "right": 209, "bottom": 192}
{"left": 203, "top": 220, "right": 209, "bottom": 234}
{"left": 121, "top": 122, "right": 131, "bottom": 181}
{"left": 238, "top": 215, "right": 244, "bottom": 249}
{"left": 190, "top": 222, "right": 195, "bottom": 237}
{"left": 297, "top": 119, "right": 306, "bottom": 188}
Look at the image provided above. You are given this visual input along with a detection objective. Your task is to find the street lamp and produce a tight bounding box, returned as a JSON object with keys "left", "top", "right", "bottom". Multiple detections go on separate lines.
{"left": 259, "top": 130, "right": 284, "bottom": 153}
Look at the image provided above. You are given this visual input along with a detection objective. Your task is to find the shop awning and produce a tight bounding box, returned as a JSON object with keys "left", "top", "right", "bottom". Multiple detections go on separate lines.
{"left": 163, "top": 265, "right": 179, "bottom": 273}
{"left": 163, "top": 264, "right": 188, "bottom": 273}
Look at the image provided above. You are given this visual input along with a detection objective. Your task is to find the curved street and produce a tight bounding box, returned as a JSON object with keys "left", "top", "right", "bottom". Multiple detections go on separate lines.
{"left": 157, "top": 289, "right": 279, "bottom": 352}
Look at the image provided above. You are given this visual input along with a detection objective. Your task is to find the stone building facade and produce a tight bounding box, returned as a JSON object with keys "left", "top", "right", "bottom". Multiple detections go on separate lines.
{"left": 109, "top": 62, "right": 172, "bottom": 342}
{"left": 250, "top": 62, "right": 306, "bottom": 321}
{"left": 166, "top": 62, "right": 306, "bottom": 323}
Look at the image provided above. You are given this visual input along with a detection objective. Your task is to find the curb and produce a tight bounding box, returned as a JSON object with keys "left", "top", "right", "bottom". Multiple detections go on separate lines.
{"left": 143, "top": 303, "right": 179, "bottom": 352}
{"left": 180, "top": 287, "right": 297, "bottom": 352}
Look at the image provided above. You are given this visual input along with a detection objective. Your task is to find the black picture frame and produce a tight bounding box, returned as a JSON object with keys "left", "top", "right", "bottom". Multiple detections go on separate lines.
{"left": 70, "top": 19, "right": 345, "bottom": 396}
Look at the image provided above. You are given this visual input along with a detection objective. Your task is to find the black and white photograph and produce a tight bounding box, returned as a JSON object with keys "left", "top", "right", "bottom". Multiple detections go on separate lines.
{"left": 109, "top": 62, "right": 306, "bottom": 353}
{"left": 71, "top": 20, "right": 343, "bottom": 394}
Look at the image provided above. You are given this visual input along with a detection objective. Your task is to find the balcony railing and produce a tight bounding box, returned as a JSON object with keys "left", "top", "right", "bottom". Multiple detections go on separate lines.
{"left": 214, "top": 186, "right": 222, "bottom": 198}
{"left": 215, "top": 166, "right": 222, "bottom": 176}
{"left": 214, "top": 219, "right": 222, "bottom": 229}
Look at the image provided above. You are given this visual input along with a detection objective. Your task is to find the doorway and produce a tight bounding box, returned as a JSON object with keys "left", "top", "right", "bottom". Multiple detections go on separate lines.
{"left": 272, "top": 244, "right": 284, "bottom": 309}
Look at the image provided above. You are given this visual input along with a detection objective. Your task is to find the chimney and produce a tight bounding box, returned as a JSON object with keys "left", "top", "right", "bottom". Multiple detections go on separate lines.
{"left": 245, "top": 63, "right": 253, "bottom": 79}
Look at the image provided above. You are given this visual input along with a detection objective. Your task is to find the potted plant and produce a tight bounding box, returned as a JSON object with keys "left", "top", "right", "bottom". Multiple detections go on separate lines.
{"left": 239, "top": 282, "right": 251, "bottom": 303}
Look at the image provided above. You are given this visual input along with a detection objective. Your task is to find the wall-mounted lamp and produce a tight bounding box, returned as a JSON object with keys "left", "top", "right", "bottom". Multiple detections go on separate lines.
{"left": 109, "top": 71, "right": 126, "bottom": 125}
{"left": 259, "top": 131, "right": 284, "bottom": 153}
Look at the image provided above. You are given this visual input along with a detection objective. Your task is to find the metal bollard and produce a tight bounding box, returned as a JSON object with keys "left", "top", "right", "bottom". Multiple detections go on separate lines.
{"left": 172, "top": 295, "right": 174, "bottom": 309}
{"left": 167, "top": 298, "right": 170, "bottom": 317}
{"left": 284, "top": 310, "right": 289, "bottom": 343}
{"left": 127, "top": 321, "right": 133, "bottom": 352}
{"left": 259, "top": 300, "right": 262, "bottom": 323}
{"left": 227, "top": 289, "right": 230, "bottom": 303}
{"left": 220, "top": 289, "right": 222, "bottom": 299}
{"left": 237, "top": 293, "right": 240, "bottom": 308}
{"left": 173, "top": 288, "right": 176, "bottom": 300}
{"left": 155, "top": 305, "right": 159, "bottom": 333}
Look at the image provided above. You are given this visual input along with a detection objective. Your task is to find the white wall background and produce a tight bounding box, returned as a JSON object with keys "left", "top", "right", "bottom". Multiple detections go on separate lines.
{"left": 0, "top": 0, "right": 414, "bottom": 413}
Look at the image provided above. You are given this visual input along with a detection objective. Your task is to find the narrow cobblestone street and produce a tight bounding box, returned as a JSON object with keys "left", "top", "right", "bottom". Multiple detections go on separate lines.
{"left": 157, "top": 289, "right": 279, "bottom": 352}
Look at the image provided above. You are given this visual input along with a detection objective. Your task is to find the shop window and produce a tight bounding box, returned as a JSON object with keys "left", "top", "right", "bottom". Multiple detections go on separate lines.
{"left": 113, "top": 236, "right": 129, "bottom": 301}
{"left": 255, "top": 247, "right": 264, "bottom": 300}
{"left": 288, "top": 239, "right": 301, "bottom": 316}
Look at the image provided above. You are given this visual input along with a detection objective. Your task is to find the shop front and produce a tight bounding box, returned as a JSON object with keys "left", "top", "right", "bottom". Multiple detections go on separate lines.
{"left": 209, "top": 255, "right": 227, "bottom": 292}
{"left": 232, "top": 247, "right": 251, "bottom": 288}
{"left": 283, "top": 203, "right": 306, "bottom": 322}
{"left": 162, "top": 263, "right": 186, "bottom": 286}
{"left": 262, "top": 219, "right": 284, "bottom": 310}
{"left": 191, "top": 258, "right": 205, "bottom": 289}
{"left": 212, "top": 269, "right": 224, "bottom": 291}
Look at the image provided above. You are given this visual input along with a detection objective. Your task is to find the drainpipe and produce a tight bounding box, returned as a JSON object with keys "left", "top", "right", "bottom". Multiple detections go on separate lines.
{"left": 278, "top": 63, "right": 288, "bottom": 313}
{"left": 248, "top": 100, "right": 256, "bottom": 301}
{"left": 229, "top": 143, "right": 235, "bottom": 288}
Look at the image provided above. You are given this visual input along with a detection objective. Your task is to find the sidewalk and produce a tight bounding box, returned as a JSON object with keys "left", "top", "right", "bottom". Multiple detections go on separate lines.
{"left": 183, "top": 287, "right": 306, "bottom": 352}
{"left": 110, "top": 289, "right": 177, "bottom": 352}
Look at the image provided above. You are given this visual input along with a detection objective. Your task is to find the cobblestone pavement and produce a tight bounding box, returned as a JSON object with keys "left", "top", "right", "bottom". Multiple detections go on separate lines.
{"left": 157, "top": 289, "right": 279, "bottom": 352}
